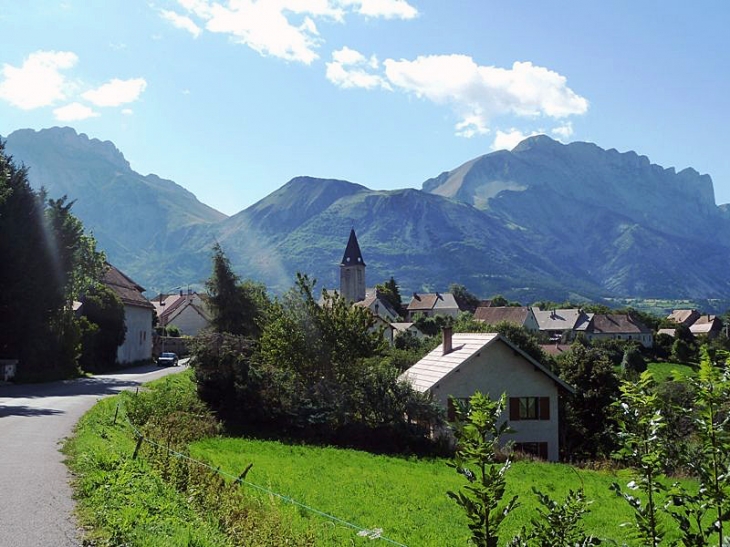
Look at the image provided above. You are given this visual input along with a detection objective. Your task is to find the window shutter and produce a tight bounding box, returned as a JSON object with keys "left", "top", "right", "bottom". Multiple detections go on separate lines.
{"left": 447, "top": 398, "right": 455, "bottom": 422}
{"left": 509, "top": 397, "right": 520, "bottom": 421}
{"left": 539, "top": 397, "right": 550, "bottom": 420}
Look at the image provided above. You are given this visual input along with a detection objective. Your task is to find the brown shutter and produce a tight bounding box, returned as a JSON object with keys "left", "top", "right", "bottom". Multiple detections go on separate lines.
{"left": 509, "top": 397, "right": 520, "bottom": 421}
{"left": 539, "top": 397, "right": 550, "bottom": 420}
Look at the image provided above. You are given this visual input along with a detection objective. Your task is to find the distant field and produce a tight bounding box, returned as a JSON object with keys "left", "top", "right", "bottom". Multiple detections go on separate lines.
{"left": 191, "top": 436, "right": 695, "bottom": 546}
{"left": 605, "top": 297, "right": 730, "bottom": 316}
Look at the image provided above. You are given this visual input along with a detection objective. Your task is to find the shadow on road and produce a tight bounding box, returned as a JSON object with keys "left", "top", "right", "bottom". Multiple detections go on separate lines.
{"left": 0, "top": 405, "right": 66, "bottom": 418}
{"left": 0, "top": 376, "right": 143, "bottom": 400}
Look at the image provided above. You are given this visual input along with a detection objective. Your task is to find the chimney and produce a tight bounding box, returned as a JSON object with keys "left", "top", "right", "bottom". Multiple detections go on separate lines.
{"left": 442, "top": 326, "right": 453, "bottom": 355}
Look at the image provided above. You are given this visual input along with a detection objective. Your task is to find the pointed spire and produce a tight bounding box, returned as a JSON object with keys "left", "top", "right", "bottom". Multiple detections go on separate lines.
{"left": 340, "top": 228, "right": 366, "bottom": 267}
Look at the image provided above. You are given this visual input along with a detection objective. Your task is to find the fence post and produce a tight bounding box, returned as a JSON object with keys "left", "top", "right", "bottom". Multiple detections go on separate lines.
{"left": 132, "top": 435, "right": 144, "bottom": 460}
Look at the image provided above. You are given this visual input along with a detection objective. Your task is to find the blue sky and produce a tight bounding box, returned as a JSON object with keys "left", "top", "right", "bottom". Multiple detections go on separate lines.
{"left": 1, "top": 1, "right": 728, "bottom": 216}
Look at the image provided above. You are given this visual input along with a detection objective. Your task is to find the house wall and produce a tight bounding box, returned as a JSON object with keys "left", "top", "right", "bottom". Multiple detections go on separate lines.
{"left": 523, "top": 311, "right": 540, "bottom": 332}
{"left": 117, "top": 305, "right": 153, "bottom": 364}
{"left": 429, "top": 341, "right": 561, "bottom": 461}
{"left": 168, "top": 303, "right": 209, "bottom": 336}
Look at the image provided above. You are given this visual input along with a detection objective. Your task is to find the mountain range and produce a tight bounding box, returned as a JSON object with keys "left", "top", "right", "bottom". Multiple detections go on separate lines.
{"left": 4, "top": 126, "right": 730, "bottom": 305}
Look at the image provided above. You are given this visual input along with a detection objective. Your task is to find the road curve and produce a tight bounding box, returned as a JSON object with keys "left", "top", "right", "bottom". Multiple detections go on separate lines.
{"left": 0, "top": 363, "right": 187, "bottom": 547}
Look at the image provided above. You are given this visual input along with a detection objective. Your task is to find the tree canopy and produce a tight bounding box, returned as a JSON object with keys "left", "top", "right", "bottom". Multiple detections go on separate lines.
{"left": 0, "top": 141, "right": 106, "bottom": 380}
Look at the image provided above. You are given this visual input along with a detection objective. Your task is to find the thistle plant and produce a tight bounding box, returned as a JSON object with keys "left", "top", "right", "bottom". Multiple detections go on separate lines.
{"left": 447, "top": 392, "right": 518, "bottom": 547}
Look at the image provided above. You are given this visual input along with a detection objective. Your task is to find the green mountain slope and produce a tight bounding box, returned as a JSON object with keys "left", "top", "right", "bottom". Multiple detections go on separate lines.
{"left": 5, "top": 127, "right": 730, "bottom": 302}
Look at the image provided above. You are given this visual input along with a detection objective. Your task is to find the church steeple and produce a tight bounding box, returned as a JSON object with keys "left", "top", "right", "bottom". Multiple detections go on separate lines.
{"left": 340, "top": 229, "right": 366, "bottom": 302}
{"left": 341, "top": 228, "right": 366, "bottom": 267}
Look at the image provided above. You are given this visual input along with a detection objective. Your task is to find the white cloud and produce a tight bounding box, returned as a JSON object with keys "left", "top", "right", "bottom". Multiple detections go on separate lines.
{"left": 82, "top": 78, "right": 147, "bottom": 107}
{"left": 121, "top": 108, "right": 134, "bottom": 116}
{"left": 382, "top": 55, "right": 588, "bottom": 137}
{"left": 326, "top": 47, "right": 390, "bottom": 89}
{"left": 166, "top": 0, "right": 418, "bottom": 63}
{"left": 341, "top": 0, "right": 418, "bottom": 19}
{"left": 551, "top": 122, "right": 574, "bottom": 140}
{"left": 160, "top": 9, "right": 202, "bottom": 38}
{"left": 53, "top": 102, "right": 100, "bottom": 121}
{"left": 491, "top": 129, "right": 540, "bottom": 151}
{"left": 0, "top": 50, "right": 78, "bottom": 110}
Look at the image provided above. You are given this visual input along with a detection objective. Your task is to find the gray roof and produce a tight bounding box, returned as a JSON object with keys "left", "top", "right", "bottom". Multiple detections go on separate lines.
{"left": 400, "top": 332, "right": 574, "bottom": 394}
{"left": 407, "top": 292, "right": 459, "bottom": 312}
{"left": 532, "top": 308, "right": 586, "bottom": 331}
{"left": 667, "top": 309, "right": 700, "bottom": 326}
{"left": 473, "top": 306, "right": 531, "bottom": 325}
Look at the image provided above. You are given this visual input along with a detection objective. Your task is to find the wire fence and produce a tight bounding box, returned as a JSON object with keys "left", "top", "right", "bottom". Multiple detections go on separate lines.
{"left": 119, "top": 401, "right": 409, "bottom": 546}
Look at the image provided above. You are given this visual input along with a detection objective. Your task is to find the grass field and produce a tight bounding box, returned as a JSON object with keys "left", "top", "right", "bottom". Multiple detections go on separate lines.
{"left": 647, "top": 361, "right": 697, "bottom": 383}
{"left": 66, "top": 371, "right": 703, "bottom": 546}
{"left": 191, "top": 436, "right": 693, "bottom": 546}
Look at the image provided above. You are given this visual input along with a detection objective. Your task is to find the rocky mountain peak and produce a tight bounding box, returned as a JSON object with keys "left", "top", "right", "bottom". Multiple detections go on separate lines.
{"left": 8, "top": 127, "right": 131, "bottom": 171}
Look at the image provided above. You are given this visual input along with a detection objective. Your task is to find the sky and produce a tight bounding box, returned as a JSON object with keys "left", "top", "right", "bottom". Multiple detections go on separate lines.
{"left": 0, "top": 1, "right": 728, "bottom": 216}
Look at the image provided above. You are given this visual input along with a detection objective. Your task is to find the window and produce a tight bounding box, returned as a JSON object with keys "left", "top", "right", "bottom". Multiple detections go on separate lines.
{"left": 509, "top": 397, "right": 550, "bottom": 421}
{"left": 514, "top": 442, "right": 548, "bottom": 460}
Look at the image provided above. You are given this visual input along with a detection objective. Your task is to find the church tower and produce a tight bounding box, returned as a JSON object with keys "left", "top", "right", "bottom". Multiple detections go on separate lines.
{"left": 340, "top": 229, "right": 366, "bottom": 302}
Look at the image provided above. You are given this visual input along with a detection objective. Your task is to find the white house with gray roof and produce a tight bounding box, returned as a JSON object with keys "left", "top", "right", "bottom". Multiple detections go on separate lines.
{"left": 400, "top": 329, "right": 574, "bottom": 461}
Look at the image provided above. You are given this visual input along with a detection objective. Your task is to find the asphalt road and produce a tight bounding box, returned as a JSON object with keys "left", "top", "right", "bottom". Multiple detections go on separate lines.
{"left": 0, "top": 363, "right": 187, "bottom": 547}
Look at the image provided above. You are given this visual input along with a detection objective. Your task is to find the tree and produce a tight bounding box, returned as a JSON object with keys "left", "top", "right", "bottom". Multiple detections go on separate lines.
{"left": 450, "top": 283, "right": 481, "bottom": 313}
{"left": 556, "top": 344, "right": 621, "bottom": 459}
{"left": 448, "top": 392, "right": 518, "bottom": 547}
{"left": 205, "top": 243, "right": 268, "bottom": 337}
{"left": 375, "top": 276, "right": 403, "bottom": 317}
{"left": 78, "top": 285, "right": 126, "bottom": 372}
{"left": 0, "top": 142, "right": 105, "bottom": 379}
{"left": 621, "top": 343, "right": 647, "bottom": 378}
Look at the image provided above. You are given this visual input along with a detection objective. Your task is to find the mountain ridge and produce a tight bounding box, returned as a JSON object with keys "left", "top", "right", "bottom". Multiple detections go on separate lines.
{"left": 4, "top": 127, "right": 729, "bottom": 303}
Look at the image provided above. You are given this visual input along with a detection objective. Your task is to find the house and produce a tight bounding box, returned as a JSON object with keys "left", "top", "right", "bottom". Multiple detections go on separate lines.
{"left": 532, "top": 308, "right": 593, "bottom": 342}
{"left": 391, "top": 322, "right": 424, "bottom": 341}
{"left": 474, "top": 306, "right": 539, "bottom": 331}
{"left": 667, "top": 309, "right": 701, "bottom": 327}
{"left": 584, "top": 313, "right": 653, "bottom": 348}
{"left": 102, "top": 264, "right": 154, "bottom": 364}
{"left": 400, "top": 328, "right": 574, "bottom": 461}
{"left": 407, "top": 292, "right": 461, "bottom": 320}
{"left": 354, "top": 288, "right": 400, "bottom": 322}
{"left": 152, "top": 290, "right": 212, "bottom": 336}
{"left": 689, "top": 315, "right": 723, "bottom": 339}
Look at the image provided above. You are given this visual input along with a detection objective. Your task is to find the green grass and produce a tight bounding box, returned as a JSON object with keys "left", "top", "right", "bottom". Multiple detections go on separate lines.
{"left": 647, "top": 361, "right": 697, "bottom": 383}
{"left": 192, "top": 436, "right": 694, "bottom": 545}
{"left": 64, "top": 392, "right": 232, "bottom": 547}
